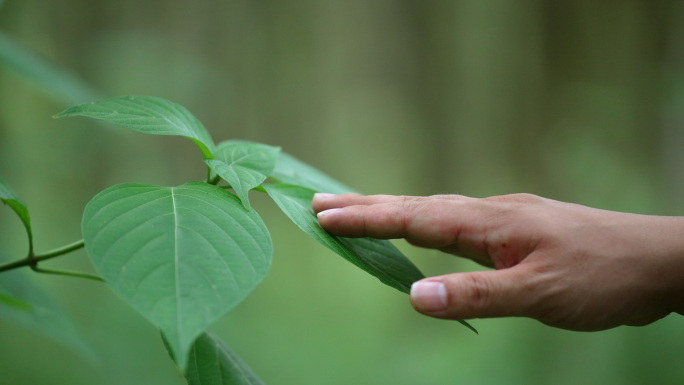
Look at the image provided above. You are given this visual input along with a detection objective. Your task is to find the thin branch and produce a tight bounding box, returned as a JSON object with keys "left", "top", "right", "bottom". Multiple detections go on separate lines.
{"left": 0, "top": 239, "right": 85, "bottom": 274}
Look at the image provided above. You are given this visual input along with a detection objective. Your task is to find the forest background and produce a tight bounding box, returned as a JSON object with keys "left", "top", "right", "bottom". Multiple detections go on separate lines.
{"left": 1, "top": 1, "right": 683, "bottom": 384}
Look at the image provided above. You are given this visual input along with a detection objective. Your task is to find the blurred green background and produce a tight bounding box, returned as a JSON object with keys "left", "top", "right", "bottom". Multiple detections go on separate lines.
{"left": 1, "top": 1, "right": 683, "bottom": 384}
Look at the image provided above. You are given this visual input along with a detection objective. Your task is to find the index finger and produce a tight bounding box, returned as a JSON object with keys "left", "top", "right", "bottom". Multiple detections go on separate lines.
{"left": 315, "top": 194, "right": 475, "bottom": 247}
{"left": 312, "top": 193, "right": 467, "bottom": 213}
{"left": 312, "top": 193, "right": 409, "bottom": 213}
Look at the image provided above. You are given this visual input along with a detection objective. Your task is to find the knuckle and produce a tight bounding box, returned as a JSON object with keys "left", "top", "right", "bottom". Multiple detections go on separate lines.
{"left": 398, "top": 196, "right": 418, "bottom": 227}
{"left": 485, "top": 193, "right": 544, "bottom": 204}
{"left": 398, "top": 195, "right": 429, "bottom": 210}
{"left": 399, "top": 195, "right": 416, "bottom": 209}
{"left": 398, "top": 195, "right": 430, "bottom": 217}
{"left": 456, "top": 273, "right": 493, "bottom": 314}
{"left": 430, "top": 194, "right": 470, "bottom": 201}
{"left": 524, "top": 267, "right": 573, "bottom": 324}
{"left": 513, "top": 193, "right": 543, "bottom": 203}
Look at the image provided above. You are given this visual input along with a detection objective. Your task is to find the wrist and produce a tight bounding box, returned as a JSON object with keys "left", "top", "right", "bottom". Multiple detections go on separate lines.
{"left": 639, "top": 216, "right": 684, "bottom": 314}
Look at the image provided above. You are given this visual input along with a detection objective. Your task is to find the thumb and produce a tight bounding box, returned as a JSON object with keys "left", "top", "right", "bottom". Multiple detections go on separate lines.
{"left": 410, "top": 267, "right": 536, "bottom": 320}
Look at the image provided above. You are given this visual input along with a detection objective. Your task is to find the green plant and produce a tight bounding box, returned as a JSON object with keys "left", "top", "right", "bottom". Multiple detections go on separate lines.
{"left": 0, "top": 95, "right": 475, "bottom": 384}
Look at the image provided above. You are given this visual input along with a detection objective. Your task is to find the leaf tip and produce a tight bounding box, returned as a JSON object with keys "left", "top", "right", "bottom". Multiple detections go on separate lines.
{"left": 459, "top": 320, "right": 478, "bottom": 334}
{"left": 52, "top": 107, "right": 76, "bottom": 119}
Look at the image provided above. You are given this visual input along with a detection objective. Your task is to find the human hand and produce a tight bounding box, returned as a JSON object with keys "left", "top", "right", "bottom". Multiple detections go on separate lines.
{"left": 312, "top": 193, "right": 684, "bottom": 331}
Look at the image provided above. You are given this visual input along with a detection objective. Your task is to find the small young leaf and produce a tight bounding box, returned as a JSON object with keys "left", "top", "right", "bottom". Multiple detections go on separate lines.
{"left": 0, "top": 175, "right": 33, "bottom": 251}
{"left": 206, "top": 140, "right": 280, "bottom": 210}
{"left": 263, "top": 183, "right": 423, "bottom": 293}
{"left": 165, "top": 332, "right": 265, "bottom": 385}
{"left": 269, "top": 152, "right": 356, "bottom": 194}
{"left": 54, "top": 96, "right": 217, "bottom": 158}
{"left": 82, "top": 181, "right": 272, "bottom": 369}
{"left": 0, "top": 269, "right": 95, "bottom": 360}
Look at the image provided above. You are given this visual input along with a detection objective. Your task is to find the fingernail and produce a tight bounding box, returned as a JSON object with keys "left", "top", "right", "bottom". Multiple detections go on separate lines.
{"left": 411, "top": 281, "right": 447, "bottom": 312}
{"left": 317, "top": 208, "right": 341, "bottom": 218}
{"left": 313, "top": 193, "right": 336, "bottom": 200}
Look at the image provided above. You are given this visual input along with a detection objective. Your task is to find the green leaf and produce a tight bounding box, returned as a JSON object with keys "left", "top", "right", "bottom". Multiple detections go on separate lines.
{"left": 0, "top": 175, "right": 33, "bottom": 252}
{"left": 263, "top": 183, "right": 423, "bottom": 292}
{"left": 165, "top": 332, "right": 265, "bottom": 385}
{"left": 206, "top": 140, "right": 280, "bottom": 210}
{"left": 263, "top": 183, "right": 477, "bottom": 333}
{"left": 186, "top": 333, "right": 265, "bottom": 385}
{"left": 269, "top": 152, "right": 356, "bottom": 194}
{"left": 0, "top": 31, "right": 102, "bottom": 105}
{"left": 0, "top": 269, "right": 94, "bottom": 360}
{"left": 54, "top": 96, "right": 217, "bottom": 158}
{"left": 82, "top": 181, "right": 273, "bottom": 369}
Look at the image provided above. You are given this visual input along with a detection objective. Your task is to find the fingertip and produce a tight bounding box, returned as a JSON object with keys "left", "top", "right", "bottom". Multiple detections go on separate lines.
{"left": 410, "top": 280, "right": 448, "bottom": 314}
{"left": 316, "top": 207, "right": 341, "bottom": 219}
{"left": 313, "top": 192, "right": 336, "bottom": 201}
{"left": 312, "top": 193, "right": 337, "bottom": 213}
{"left": 316, "top": 208, "right": 348, "bottom": 235}
{"left": 317, "top": 204, "right": 374, "bottom": 238}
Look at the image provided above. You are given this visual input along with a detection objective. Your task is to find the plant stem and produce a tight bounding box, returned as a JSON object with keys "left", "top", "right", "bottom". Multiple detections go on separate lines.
{"left": 0, "top": 239, "right": 85, "bottom": 274}
{"left": 0, "top": 257, "right": 31, "bottom": 273}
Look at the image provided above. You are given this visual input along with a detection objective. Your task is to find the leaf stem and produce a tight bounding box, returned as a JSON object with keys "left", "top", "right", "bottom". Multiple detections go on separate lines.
{"left": 32, "top": 239, "right": 85, "bottom": 263}
{"left": 31, "top": 266, "right": 104, "bottom": 282}
{"left": 206, "top": 166, "right": 221, "bottom": 185}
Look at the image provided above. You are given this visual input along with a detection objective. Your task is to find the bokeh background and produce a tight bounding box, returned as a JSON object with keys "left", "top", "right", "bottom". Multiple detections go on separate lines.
{"left": 1, "top": 1, "right": 684, "bottom": 384}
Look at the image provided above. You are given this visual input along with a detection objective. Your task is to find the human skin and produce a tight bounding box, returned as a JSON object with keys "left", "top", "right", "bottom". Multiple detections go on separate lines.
{"left": 312, "top": 193, "right": 684, "bottom": 331}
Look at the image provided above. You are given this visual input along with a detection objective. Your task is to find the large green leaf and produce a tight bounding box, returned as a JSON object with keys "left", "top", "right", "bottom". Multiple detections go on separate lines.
{"left": 54, "top": 96, "right": 216, "bottom": 158}
{"left": 82, "top": 181, "right": 273, "bottom": 369}
{"left": 0, "top": 31, "right": 101, "bottom": 105}
{"left": 0, "top": 269, "right": 94, "bottom": 360}
{"left": 269, "top": 152, "right": 356, "bottom": 194}
{"left": 165, "top": 332, "right": 265, "bottom": 385}
{"left": 263, "top": 183, "right": 423, "bottom": 293}
{"left": 206, "top": 140, "right": 280, "bottom": 210}
{"left": 0, "top": 175, "right": 33, "bottom": 251}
